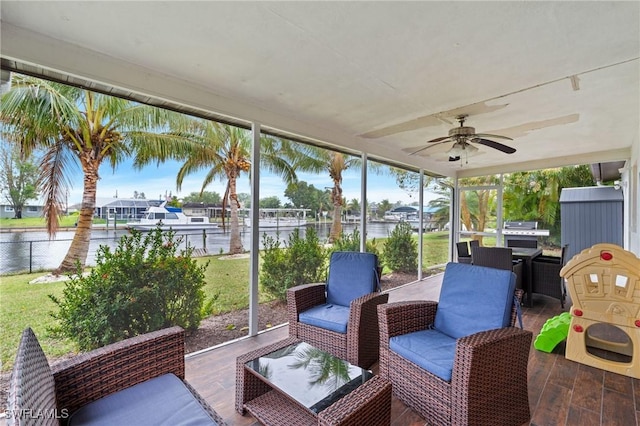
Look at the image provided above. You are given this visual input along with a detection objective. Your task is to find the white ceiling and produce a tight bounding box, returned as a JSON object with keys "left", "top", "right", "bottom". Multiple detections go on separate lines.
{"left": 1, "top": 1, "right": 639, "bottom": 178}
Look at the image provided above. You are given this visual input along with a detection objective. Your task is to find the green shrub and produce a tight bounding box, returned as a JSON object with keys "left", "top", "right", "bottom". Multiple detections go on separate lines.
{"left": 382, "top": 221, "right": 418, "bottom": 273}
{"left": 330, "top": 228, "right": 383, "bottom": 270}
{"left": 260, "top": 227, "right": 326, "bottom": 301}
{"left": 49, "top": 228, "right": 214, "bottom": 351}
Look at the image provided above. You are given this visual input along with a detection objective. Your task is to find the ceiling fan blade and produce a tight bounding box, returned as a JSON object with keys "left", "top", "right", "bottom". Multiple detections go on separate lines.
{"left": 449, "top": 156, "right": 461, "bottom": 162}
{"left": 409, "top": 141, "right": 449, "bottom": 155}
{"left": 426, "top": 136, "right": 451, "bottom": 143}
{"left": 474, "top": 133, "right": 513, "bottom": 141}
{"left": 473, "top": 138, "right": 516, "bottom": 154}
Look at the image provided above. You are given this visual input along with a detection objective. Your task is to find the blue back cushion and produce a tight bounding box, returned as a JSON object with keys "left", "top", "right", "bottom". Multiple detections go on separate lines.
{"left": 434, "top": 262, "right": 515, "bottom": 339}
{"left": 326, "top": 251, "right": 378, "bottom": 306}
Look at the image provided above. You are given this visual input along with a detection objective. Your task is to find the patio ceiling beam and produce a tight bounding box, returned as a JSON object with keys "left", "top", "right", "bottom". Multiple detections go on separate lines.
{"left": 456, "top": 148, "right": 631, "bottom": 178}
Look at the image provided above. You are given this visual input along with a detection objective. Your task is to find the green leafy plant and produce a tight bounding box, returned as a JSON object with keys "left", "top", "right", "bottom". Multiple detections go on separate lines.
{"left": 260, "top": 227, "right": 326, "bottom": 301}
{"left": 382, "top": 221, "right": 418, "bottom": 273}
{"left": 49, "top": 228, "right": 214, "bottom": 351}
{"left": 330, "top": 228, "right": 383, "bottom": 272}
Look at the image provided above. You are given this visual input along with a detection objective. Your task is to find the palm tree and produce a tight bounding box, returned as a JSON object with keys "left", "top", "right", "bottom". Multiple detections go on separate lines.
{"left": 288, "top": 147, "right": 360, "bottom": 242}
{"left": 0, "top": 74, "right": 187, "bottom": 273}
{"left": 454, "top": 176, "right": 498, "bottom": 244}
{"left": 377, "top": 199, "right": 394, "bottom": 220}
{"left": 326, "top": 153, "right": 359, "bottom": 242}
{"left": 136, "top": 121, "right": 298, "bottom": 254}
{"left": 426, "top": 185, "right": 452, "bottom": 230}
{"left": 346, "top": 198, "right": 360, "bottom": 218}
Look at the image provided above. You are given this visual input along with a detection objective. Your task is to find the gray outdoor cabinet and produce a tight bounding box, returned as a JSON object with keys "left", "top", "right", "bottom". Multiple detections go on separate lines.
{"left": 560, "top": 186, "right": 624, "bottom": 262}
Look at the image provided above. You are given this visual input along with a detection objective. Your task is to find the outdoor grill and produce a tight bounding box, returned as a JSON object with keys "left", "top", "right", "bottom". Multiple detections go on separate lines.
{"left": 503, "top": 221, "right": 549, "bottom": 245}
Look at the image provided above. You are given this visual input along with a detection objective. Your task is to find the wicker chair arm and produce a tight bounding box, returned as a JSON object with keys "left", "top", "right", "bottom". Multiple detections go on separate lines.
{"left": 453, "top": 326, "right": 532, "bottom": 362}
{"left": 349, "top": 292, "right": 390, "bottom": 317}
{"left": 377, "top": 301, "right": 438, "bottom": 340}
{"left": 51, "top": 326, "right": 185, "bottom": 416}
{"left": 345, "top": 292, "right": 390, "bottom": 368}
{"left": 349, "top": 292, "right": 390, "bottom": 331}
{"left": 286, "top": 283, "right": 326, "bottom": 317}
{"left": 451, "top": 327, "right": 532, "bottom": 424}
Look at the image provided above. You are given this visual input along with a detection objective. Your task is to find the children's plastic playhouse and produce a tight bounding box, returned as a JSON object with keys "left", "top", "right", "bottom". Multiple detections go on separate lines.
{"left": 560, "top": 243, "right": 640, "bottom": 379}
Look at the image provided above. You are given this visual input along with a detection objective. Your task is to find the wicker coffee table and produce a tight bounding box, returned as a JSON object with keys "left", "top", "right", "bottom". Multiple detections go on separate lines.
{"left": 236, "top": 337, "right": 391, "bottom": 426}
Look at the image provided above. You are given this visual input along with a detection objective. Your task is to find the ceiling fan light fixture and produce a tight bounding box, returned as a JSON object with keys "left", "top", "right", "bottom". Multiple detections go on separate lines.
{"left": 447, "top": 141, "right": 478, "bottom": 157}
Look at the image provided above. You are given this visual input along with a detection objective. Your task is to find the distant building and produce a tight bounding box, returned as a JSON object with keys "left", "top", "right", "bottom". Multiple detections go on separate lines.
{"left": 0, "top": 204, "right": 44, "bottom": 219}
{"left": 92, "top": 197, "right": 162, "bottom": 220}
{"left": 383, "top": 206, "right": 420, "bottom": 221}
{"left": 383, "top": 205, "right": 441, "bottom": 231}
{"left": 181, "top": 202, "right": 222, "bottom": 219}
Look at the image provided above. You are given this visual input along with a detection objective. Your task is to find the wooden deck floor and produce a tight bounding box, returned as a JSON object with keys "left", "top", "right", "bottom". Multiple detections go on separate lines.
{"left": 185, "top": 274, "right": 640, "bottom": 425}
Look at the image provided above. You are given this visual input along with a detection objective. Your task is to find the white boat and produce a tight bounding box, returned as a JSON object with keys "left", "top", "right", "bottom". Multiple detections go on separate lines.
{"left": 243, "top": 208, "right": 309, "bottom": 229}
{"left": 126, "top": 205, "right": 219, "bottom": 231}
{"left": 383, "top": 212, "right": 403, "bottom": 221}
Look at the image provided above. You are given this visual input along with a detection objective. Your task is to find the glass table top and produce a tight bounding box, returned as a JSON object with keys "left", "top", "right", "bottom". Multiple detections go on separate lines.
{"left": 245, "top": 341, "right": 373, "bottom": 413}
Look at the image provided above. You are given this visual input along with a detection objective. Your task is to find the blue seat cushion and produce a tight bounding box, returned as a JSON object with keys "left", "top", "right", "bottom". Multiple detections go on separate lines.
{"left": 434, "top": 262, "right": 516, "bottom": 339}
{"left": 390, "top": 329, "right": 457, "bottom": 382}
{"left": 69, "top": 373, "right": 218, "bottom": 425}
{"left": 326, "top": 251, "right": 378, "bottom": 307}
{"left": 298, "top": 303, "right": 350, "bottom": 334}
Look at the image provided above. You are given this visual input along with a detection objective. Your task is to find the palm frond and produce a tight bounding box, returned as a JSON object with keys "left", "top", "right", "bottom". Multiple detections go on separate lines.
{"left": 131, "top": 132, "right": 204, "bottom": 166}
{"left": 0, "top": 75, "right": 83, "bottom": 155}
{"left": 38, "top": 142, "right": 75, "bottom": 236}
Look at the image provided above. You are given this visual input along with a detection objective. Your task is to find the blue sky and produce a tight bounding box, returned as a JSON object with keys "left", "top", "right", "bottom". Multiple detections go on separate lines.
{"left": 67, "top": 158, "right": 437, "bottom": 207}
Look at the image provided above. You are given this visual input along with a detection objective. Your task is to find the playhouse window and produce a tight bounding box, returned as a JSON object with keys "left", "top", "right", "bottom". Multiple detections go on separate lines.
{"left": 614, "top": 274, "right": 629, "bottom": 297}
{"left": 586, "top": 273, "right": 601, "bottom": 294}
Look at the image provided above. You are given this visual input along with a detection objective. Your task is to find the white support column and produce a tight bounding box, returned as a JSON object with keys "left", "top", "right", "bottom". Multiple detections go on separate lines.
{"left": 451, "top": 177, "right": 460, "bottom": 261}
{"left": 619, "top": 164, "right": 630, "bottom": 250}
{"left": 497, "top": 174, "right": 504, "bottom": 247}
{"left": 248, "top": 122, "right": 261, "bottom": 336}
{"left": 418, "top": 170, "right": 424, "bottom": 280}
{"left": 360, "top": 152, "right": 367, "bottom": 252}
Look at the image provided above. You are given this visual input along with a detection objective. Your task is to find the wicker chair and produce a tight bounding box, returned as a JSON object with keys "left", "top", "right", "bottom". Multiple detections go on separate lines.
{"left": 287, "top": 251, "right": 389, "bottom": 368}
{"left": 456, "top": 241, "right": 472, "bottom": 264}
{"left": 7, "top": 327, "right": 226, "bottom": 425}
{"left": 506, "top": 239, "right": 538, "bottom": 249}
{"left": 377, "top": 263, "right": 532, "bottom": 426}
{"left": 532, "top": 244, "right": 569, "bottom": 307}
{"left": 472, "top": 246, "right": 524, "bottom": 290}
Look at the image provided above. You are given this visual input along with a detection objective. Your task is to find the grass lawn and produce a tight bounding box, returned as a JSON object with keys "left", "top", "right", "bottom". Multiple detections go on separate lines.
{"left": 0, "top": 215, "right": 129, "bottom": 229}
{"left": 0, "top": 255, "right": 256, "bottom": 372}
{"left": 0, "top": 216, "right": 78, "bottom": 228}
{"left": 0, "top": 273, "right": 72, "bottom": 372}
{"left": 419, "top": 232, "right": 450, "bottom": 267}
{"left": 0, "top": 232, "right": 452, "bottom": 372}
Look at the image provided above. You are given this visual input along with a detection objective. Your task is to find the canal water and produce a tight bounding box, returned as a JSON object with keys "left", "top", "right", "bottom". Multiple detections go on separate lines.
{"left": 0, "top": 222, "right": 400, "bottom": 274}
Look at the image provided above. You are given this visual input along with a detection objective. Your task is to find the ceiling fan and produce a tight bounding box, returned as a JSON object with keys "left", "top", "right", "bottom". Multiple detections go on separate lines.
{"left": 410, "top": 115, "right": 515, "bottom": 162}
